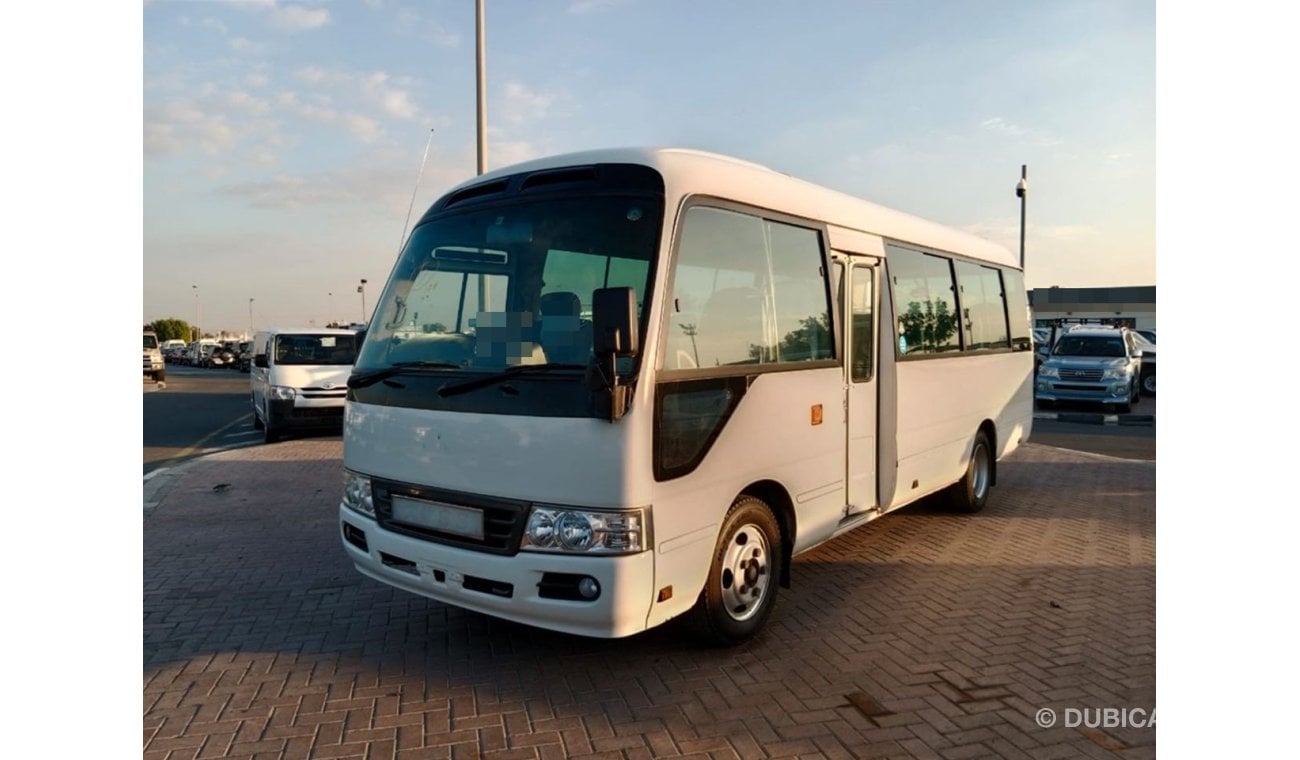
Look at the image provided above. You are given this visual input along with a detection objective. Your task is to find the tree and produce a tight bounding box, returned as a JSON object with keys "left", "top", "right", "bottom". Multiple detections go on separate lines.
{"left": 147, "top": 318, "right": 192, "bottom": 342}
{"left": 899, "top": 300, "right": 958, "bottom": 354}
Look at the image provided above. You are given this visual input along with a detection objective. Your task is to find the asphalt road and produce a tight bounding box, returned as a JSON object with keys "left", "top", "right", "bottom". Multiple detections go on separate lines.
{"left": 142, "top": 366, "right": 265, "bottom": 475}
{"left": 143, "top": 366, "right": 1157, "bottom": 476}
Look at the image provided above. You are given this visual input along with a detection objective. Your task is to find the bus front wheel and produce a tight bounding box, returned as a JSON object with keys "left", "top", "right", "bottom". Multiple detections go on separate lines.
{"left": 688, "top": 495, "right": 783, "bottom": 646}
{"left": 948, "top": 431, "right": 992, "bottom": 514}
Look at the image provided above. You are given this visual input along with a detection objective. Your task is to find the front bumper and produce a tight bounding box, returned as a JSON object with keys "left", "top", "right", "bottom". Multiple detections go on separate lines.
{"left": 338, "top": 505, "right": 655, "bottom": 638}
{"left": 268, "top": 398, "right": 345, "bottom": 430}
{"left": 1035, "top": 376, "right": 1131, "bottom": 404}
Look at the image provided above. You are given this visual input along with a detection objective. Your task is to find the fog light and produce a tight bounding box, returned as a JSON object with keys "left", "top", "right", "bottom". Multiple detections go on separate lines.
{"left": 577, "top": 576, "right": 600, "bottom": 599}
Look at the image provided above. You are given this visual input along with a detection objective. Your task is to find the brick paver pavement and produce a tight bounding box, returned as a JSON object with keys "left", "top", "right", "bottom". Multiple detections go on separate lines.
{"left": 144, "top": 441, "right": 1155, "bottom": 759}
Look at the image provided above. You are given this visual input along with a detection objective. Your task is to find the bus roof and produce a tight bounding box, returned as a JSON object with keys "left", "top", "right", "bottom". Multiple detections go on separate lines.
{"left": 459, "top": 147, "right": 1017, "bottom": 269}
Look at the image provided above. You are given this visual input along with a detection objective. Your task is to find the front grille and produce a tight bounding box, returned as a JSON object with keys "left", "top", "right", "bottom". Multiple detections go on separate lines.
{"left": 1058, "top": 368, "right": 1104, "bottom": 381}
{"left": 372, "top": 479, "right": 527, "bottom": 555}
{"left": 301, "top": 390, "right": 347, "bottom": 399}
{"left": 293, "top": 407, "right": 343, "bottom": 418}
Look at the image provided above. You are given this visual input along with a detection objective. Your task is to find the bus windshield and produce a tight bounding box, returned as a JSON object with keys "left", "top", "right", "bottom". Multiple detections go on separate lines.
{"left": 357, "top": 195, "right": 662, "bottom": 374}
{"left": 274, "top": 333, "right": 359, "bottom": 365}
{"left": 1053, "top": 335, "right": 1126, "bottom": 357}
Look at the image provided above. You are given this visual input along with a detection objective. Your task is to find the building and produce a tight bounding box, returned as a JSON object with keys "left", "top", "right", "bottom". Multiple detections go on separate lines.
{"left": 1028, "top": 286, "right": 1155, "bottom": 330}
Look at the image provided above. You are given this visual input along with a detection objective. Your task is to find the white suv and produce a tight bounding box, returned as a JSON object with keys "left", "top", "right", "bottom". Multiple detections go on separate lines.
{"left": 1035, "top": 326, "right": 1143, "bottom": 413}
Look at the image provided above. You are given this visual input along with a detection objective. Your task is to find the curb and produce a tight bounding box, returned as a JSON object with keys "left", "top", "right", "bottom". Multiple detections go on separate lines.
{"left": 1034, "top": 411, "right": 1155, "bottom": 426}
{"left": 144, "top": 458, "right": 202, "bottom": 517}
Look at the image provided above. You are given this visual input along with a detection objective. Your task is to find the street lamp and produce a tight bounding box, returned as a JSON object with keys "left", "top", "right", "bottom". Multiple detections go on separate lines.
{"left": 328, "top": 292, "right": 334, "bottom": 326}
{"left": 1016, "top": 165, "right": 1028, "bottom": 269}
{"left": 358, "top": 278, "right": 368, "bottom": 324}
{"left": 192, "top": 285, "right": 201, "bottom": 342}
{"left": 248, "top": 298, "right": 255, "bottom": 338}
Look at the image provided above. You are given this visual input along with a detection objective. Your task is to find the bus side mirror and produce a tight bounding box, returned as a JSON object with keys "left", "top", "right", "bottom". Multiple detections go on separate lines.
{"left": 254, "top": 355, "right": 268, "bottom": 368}
{"left": 592, "top": 287, "right": 639, "bottom": 357}
{"left": 590, "top": 287, "right": 638, "bottom": 423}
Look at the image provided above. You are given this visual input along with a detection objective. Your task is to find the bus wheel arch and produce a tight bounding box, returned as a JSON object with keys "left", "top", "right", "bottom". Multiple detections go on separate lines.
{"left": 688, "top": 491, "right": 785, "bottom": 645}
{"left": 739, "top": 480, "right": 795, "bottom": 589}
{"left": 948, "top": 422, "right": 997, "bottom": 513}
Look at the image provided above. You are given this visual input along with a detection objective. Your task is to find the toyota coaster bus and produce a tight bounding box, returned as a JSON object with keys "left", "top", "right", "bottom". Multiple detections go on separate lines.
{"left": 339, "top": 148, "right": 1034, "bottom": 644}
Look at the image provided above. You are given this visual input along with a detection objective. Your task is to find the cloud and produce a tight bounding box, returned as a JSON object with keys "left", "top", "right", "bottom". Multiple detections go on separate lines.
{"left": 963, "top": 219, "right": 1098, "bottom": 251}
{"left": 214, "top": 153, "right": 465, "bottom": 211}
{"left": 393, "top": 7, "right": 460, "bottom": 47}
{"left": 487, "top": 140, "right": 546, "bottom": 170}
{"left": 145, "top": 101, "right": 244, "bottom": 156}
{"left": 345, "top": 114, "right": 384, "bottom": 143}
{"left": 980, "top": 117, "right": 1029, "bottom": 137}
{"left": 978, "top": 116, "right": 1064, "bottom": 148}
{"left": 499, "top": 81, "right": 557, "bottom": 126}
{"left": 270, "top": 3, "right": 331, "bottom": 30}
{"left": 568, "top": 0, "right": 627, "bottom": 13}
{"left": 363, "top": 72, "right": 418, "bottom": 119}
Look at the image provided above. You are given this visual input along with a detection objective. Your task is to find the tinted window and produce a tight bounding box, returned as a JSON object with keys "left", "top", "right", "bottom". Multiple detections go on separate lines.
{"left": 850, "top": 264, "right": 874, "bottom": 382}
{"left": 887, "top": 244, "right": 960, "bottom": 356}
{"left": 1002, "top": 268, "right": 1032, "bottom": 351}
{"left": 664, "top": 206, "right": 831, "bottom": 371}
{"left": 955, "top": 261, "right": 1010, "bottom": 350}
{"left": 273, "top": 334, "right": 360, "bottom": 365}
{"left": 1053, "top": 335, "right": 1126, "bottom": 357}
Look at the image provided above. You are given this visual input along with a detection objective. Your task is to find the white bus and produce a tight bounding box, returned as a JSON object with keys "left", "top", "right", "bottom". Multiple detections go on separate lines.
{"left": 340, "top": 148, "right": 1034, "bottom": 643}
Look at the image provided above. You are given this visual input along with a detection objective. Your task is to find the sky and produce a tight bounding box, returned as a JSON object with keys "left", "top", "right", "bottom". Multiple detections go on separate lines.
{"left": 10, "top": 3, "right": 1300, "bottom": 754}
{"left": 142, "top": 0, "right": 1154, "bottom": 336}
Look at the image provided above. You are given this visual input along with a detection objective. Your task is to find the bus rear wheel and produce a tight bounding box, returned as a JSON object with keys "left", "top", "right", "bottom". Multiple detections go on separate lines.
{"left": 688, "top": 495, "right": 782, "bottom": 646}
{"left": 948, "top": 431, "right": 992, "bottom": 513}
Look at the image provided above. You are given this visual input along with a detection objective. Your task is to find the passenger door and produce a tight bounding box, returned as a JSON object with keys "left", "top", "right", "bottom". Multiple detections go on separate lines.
{"left": 840, "top": 257, "right": 880, "bottom": 515}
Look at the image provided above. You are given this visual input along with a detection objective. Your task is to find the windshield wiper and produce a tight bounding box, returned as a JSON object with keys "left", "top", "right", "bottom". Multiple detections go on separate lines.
{"left": 348, "top": 361, "right": 463, "bottom": 389}
{"left": 436, "top": 363, "right": 587, "bottom": 398}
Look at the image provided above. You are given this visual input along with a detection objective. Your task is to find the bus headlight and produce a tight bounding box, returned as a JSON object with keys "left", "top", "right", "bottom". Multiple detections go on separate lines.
{"left": 270, "top": 385, "right": 297, "bottom": 400}
{"left": 522, "top": 506, "right": 648, "bottom": 554}
{"left": 342, "top": 470, "right": 374, "bottom": 516}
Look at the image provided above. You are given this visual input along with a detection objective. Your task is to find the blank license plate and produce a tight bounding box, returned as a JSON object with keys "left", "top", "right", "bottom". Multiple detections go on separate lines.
{"left": 391, "top": 496, "right": 484, "bottom": 539}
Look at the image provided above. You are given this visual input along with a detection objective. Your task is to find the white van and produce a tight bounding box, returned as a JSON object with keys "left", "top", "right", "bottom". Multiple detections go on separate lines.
{"left": 250, "top": 327, "right": 361, "bottom": 443}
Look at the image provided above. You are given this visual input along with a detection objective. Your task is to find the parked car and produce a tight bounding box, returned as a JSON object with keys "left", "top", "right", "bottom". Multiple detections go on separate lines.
{"left": 238, "top": 340, "right": 253, "bottom": 372}
{"left": 1132, "top": 331, "right": 1156, "bottom": 396}
{"left": 250, "top": 327, "right": 360, "bottom": 442}
{"left": 209, "top": 344, "right": 237, "bottom": 368}
{"left": 1135, "top": 329, "right": 1156, "bottom": 344}
{"left": 1035, "top": 326, "right": 1143, "bottom": 413}
{"left": 143, "top": 331, "right": 166, "bottom": 381}
{"left": 187, "top": 339, "right": 219, "bottom": 366}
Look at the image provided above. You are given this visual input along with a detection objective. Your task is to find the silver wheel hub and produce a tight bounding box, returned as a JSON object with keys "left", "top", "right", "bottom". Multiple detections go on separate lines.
{"left": 720, "top": 523, "right": 770, "bottom": 622}
{"left": 972, "top": 445, "right": 990, "bottom": 500}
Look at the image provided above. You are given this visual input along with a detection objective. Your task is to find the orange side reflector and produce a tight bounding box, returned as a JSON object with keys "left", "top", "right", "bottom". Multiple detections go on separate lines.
{"left": 657, "top": 586, "right": 672, "bottom": 602}
{"left": 811, "top": 404, "right": 823, "bottom": 425}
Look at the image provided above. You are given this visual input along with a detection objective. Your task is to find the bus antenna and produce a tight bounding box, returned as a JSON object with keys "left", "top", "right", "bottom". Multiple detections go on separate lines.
{"left": 399, "top": 128, "right": 436, "bottom": 254}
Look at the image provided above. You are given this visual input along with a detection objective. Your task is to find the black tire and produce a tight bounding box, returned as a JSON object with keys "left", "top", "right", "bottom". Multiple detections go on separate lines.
{"left": 688, "top": 496, "right": 782, "bottom": 646}
{"left": 948, "top": 431, "right": 992, "bottom": 513}
{"left": 252, "top": 397, "right": 264, "bottom": 430}
{"left": 1142, "top": 373, "right": 1156, "bottom": 396}
{"left": 262, "top": 403, "right": 279, "bottom": 443}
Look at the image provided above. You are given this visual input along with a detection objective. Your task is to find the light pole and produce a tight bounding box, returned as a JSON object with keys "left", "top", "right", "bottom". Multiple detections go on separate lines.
{"left": 358, "top": 279, "right": 368, "bottom": 324}
{"left": 476, "top": 0, "right": 487, "bottom": 174}
{"left": 192, "top": 285, "right": 201, "bottom": 342}
{"left": 1016, "top": 165, "right": 1028, "bottom": 269}
{"left": 248, "top": 298, "right": 255, "bottom": 338}
{"left": 329, "top": 292, "right": 334, "bottom": 326}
